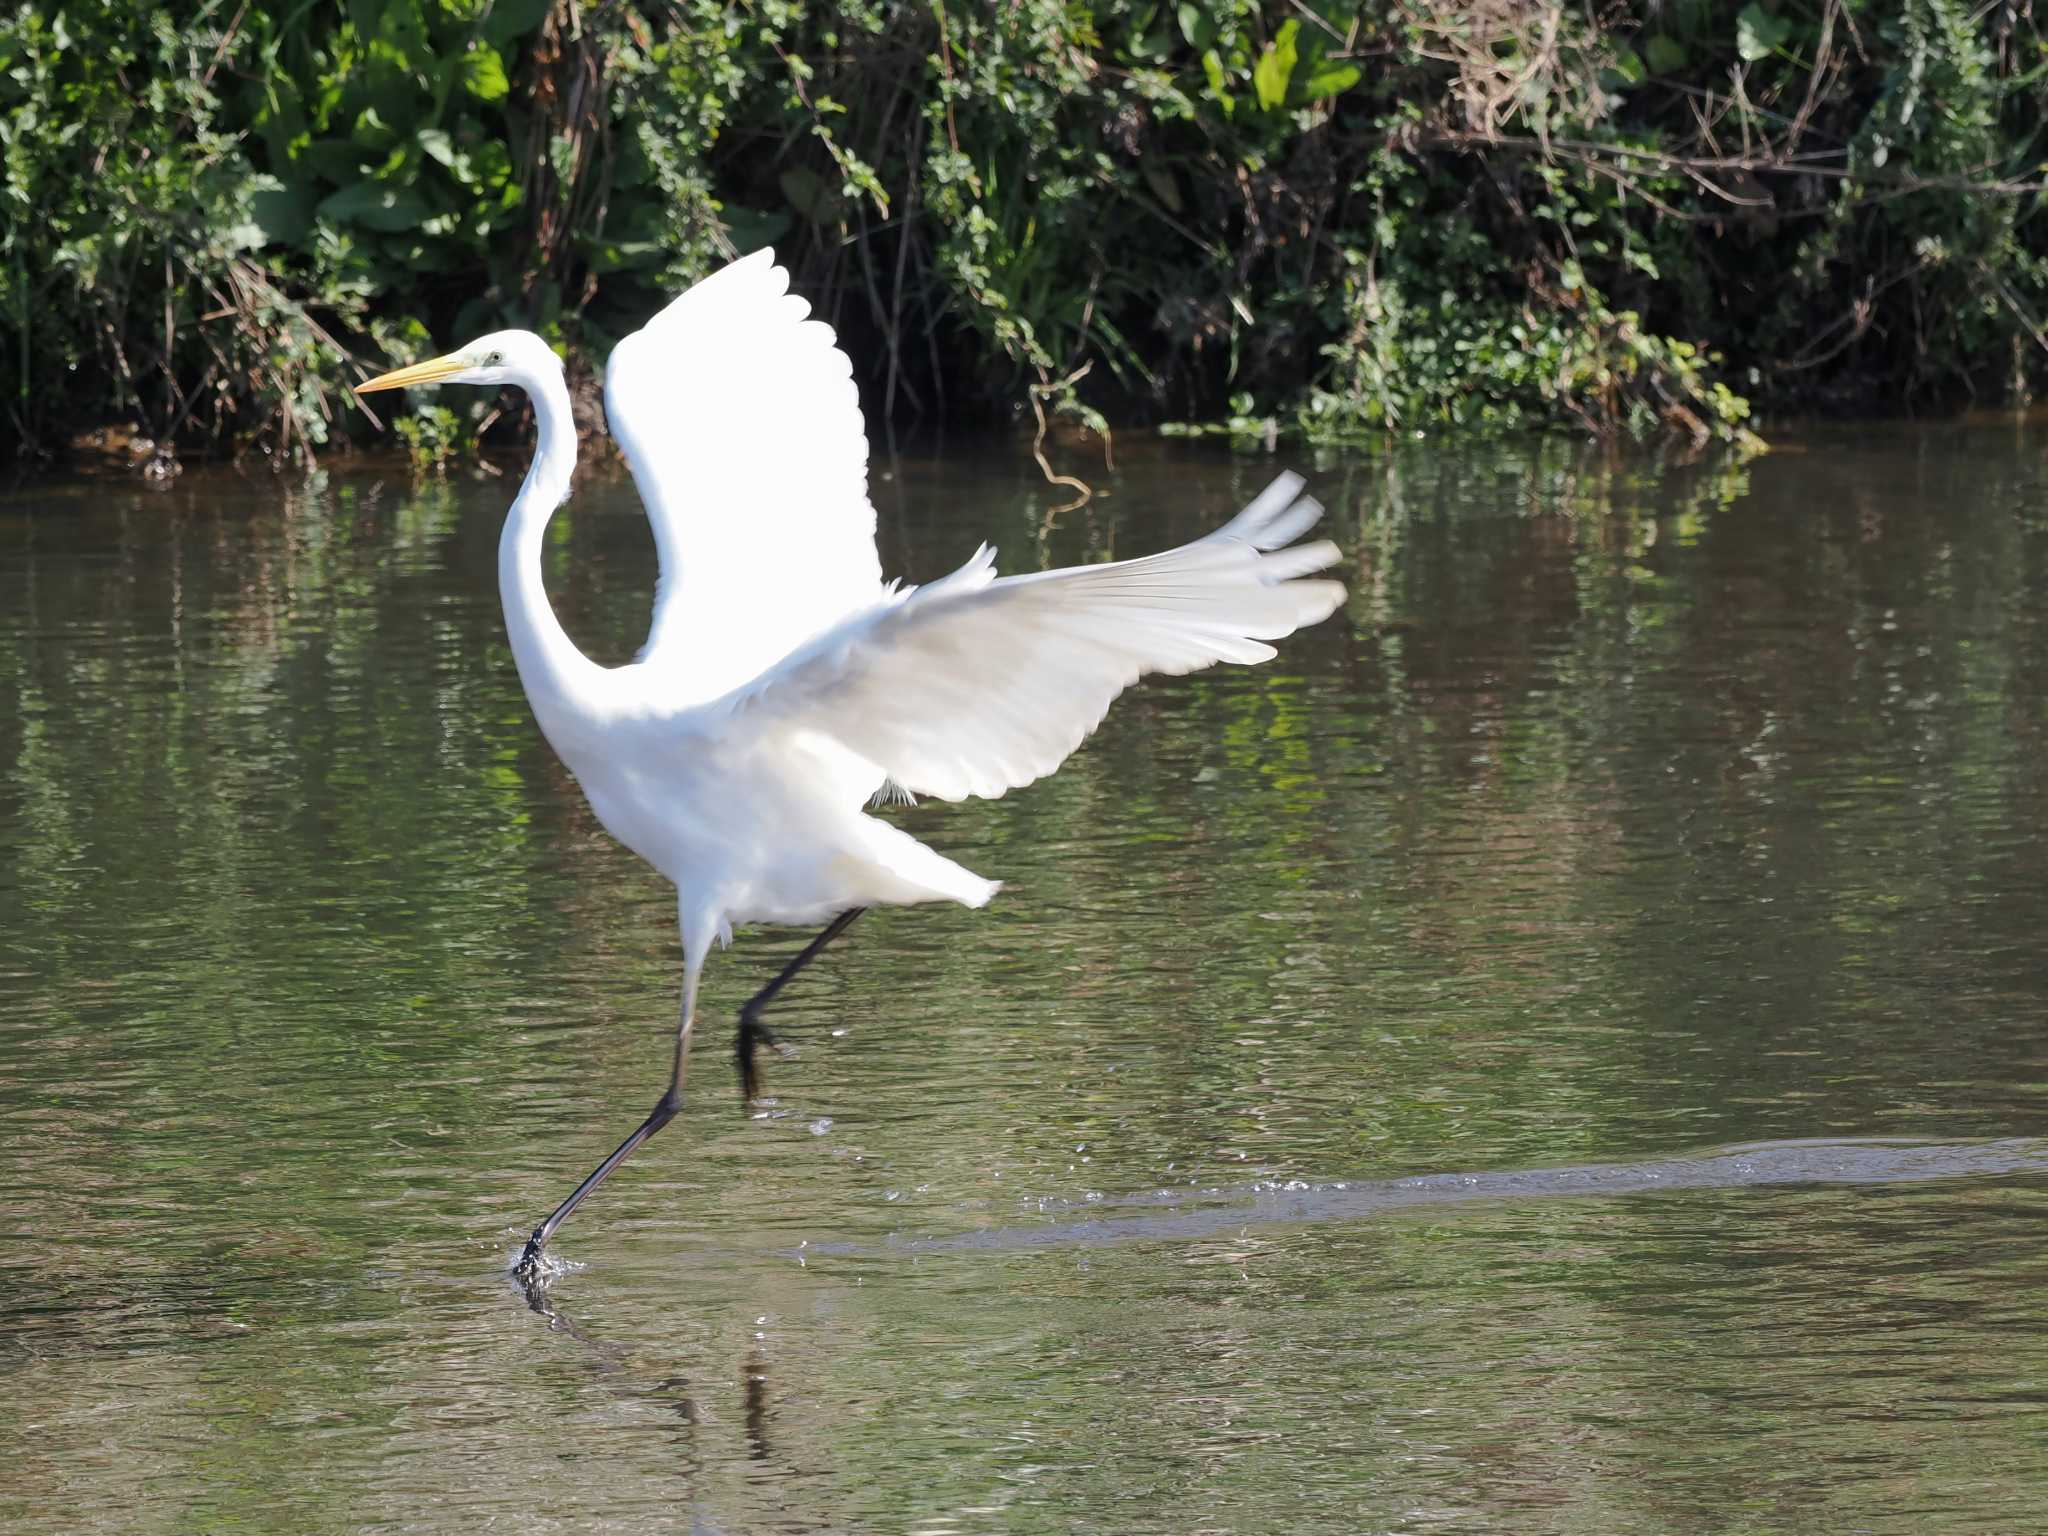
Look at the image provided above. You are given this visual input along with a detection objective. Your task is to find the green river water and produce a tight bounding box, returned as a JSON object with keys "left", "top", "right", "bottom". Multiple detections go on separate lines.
{"left": 2, "top": 430, "right": 2045, "bottom": 1532}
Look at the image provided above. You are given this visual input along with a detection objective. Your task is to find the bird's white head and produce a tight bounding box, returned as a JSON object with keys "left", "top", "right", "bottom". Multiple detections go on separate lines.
{"left": 354, "top": 328, "right": 563, "bottom": 397}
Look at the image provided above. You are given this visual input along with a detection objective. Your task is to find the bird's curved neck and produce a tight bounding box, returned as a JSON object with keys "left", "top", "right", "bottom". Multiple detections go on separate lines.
{"left": 499, "top": 371, "right": 603, "bottom": 736}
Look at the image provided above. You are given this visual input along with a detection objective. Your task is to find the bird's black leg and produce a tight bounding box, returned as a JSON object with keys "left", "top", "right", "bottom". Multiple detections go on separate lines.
{"left": 517, "top": 968, "right": 702, "bottom": 1284}
{"left": 737, "top": 907, "right": 865, "bottom": 1105}
{"left": 515, "top": 1090, "right": 681, "bottom": 1281}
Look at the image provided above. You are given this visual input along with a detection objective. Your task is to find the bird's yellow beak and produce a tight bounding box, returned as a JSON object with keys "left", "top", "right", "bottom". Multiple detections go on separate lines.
{"left": 354, "top": 352, "right": 469, "bottom": 395}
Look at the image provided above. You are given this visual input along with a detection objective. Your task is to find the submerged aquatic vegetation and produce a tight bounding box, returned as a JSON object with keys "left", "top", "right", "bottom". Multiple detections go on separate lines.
{"left": 5, "top": 2, "right": 2048, "bottom": 465}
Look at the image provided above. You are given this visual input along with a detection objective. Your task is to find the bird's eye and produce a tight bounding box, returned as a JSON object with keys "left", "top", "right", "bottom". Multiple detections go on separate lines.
{"left": 487, "top": 351, "right": 504, "bottom": 366}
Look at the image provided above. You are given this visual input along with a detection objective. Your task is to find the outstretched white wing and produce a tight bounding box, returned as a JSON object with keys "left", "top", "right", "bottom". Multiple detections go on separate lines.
{"left": 706, "top": 474, "right": 1345, "bottom": 802}
{"left": 607, "top": 248, "right": 884, "bottom": 700}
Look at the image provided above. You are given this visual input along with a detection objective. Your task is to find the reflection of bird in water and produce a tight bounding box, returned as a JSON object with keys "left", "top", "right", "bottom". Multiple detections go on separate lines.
{"left": 355, "top": 250, "right": 1347, "bottom": 1280}
{"left": 520, "top": 1272, "right": 783, "bottom": 1523}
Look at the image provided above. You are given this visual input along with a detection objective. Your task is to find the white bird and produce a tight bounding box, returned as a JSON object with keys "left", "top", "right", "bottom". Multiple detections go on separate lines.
{"left": 354, "top": 249, "right": 1346, "bottom": 1279}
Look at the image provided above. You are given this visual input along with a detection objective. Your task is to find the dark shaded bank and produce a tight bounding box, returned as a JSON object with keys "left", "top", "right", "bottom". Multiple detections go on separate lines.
{"left": 7, "top": 2, "right": 2048, "bottom": 467}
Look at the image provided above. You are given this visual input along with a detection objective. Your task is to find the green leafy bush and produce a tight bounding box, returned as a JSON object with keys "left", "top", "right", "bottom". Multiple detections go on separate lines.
{"left": 9, "top": 1, "right": 2048, "bottom": 465}
{"left": 0, "top": 5, "right": 353, "bottom": 458}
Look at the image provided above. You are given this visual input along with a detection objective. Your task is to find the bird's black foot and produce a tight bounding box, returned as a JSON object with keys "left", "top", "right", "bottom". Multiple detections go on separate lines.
{"left": 736, "top": 1008, "right": 773, "bottom": 1103}
{"left": 736, "top": 1007, "right": 797, "bottom": 1105}
{"left": 514, "top": 1231, "right": 580, "bottom": 1299}
{"left": 730, "top": 908, "right": 864, "bottom": 1108}
{"left": 514, "top": 1227, "right": 551, "bottom": 1282}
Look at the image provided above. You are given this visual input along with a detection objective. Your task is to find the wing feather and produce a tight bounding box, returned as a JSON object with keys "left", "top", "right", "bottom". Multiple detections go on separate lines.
{"left": 711, "top": 474, "right": 1345, "bottom": 802}
{"left": 606, "top": 249, "right": 884, "bottom": 700}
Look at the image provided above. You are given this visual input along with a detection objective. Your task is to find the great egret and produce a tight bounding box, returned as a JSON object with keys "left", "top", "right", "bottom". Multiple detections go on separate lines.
{"left": 354, "top": 249, "right": 1346, "bottom": 1279}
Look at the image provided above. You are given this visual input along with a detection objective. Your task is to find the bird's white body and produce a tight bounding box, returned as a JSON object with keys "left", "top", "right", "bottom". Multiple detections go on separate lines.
{"left": 486, "top": 293, "right": 996, "bottom": 971}
{"left": 474, "top": 250, "right": 1342, "bottom": 989}
{"left": 356, "top": 248, "right": 1345, "bottom": 1271}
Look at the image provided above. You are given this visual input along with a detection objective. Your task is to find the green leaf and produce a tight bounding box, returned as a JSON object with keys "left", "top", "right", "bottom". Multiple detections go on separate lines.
{"left": 1604, "top": 45, "right": 1645, "bottom": 88}
{"left": 1253, "top": 19, "right": 1299, "bottom": 112}
{"left": 245, "top": 173, "right": 314, "bottom": 245}
{"left": 463, "top": 45, "right": 509, "bottom": 103}
{"left": 1141, "top": 160, "right": 1183, "bottom": 212}
{"left": 722, "top": 204, "right": 795, "bottom": 255}
{"left": 469, "top": 138, "right": 514, "bottom": 195}
{"left": 1736, "top": 4, "right": 1791, "bottom": 63}
{"left": 302, "top": 139, "right": 371, "bottom": 183}
{"left": 1298, "top": 59, "right": 1361, "bottom": 101}
{"left": 319, "top": 179, "right": 433, "bottom": 233}
{"left": 480, "top": 0, "right": 551, "bottom": 48}
{"left": 1176, "top": 4, "right": 1214, "bottom": 49}
{"left": 1129, "top": 9, "right": 1174, "bottom": 63}
{"left": 417, "top": 129, "right": 456, "bottom": 169}
{"left": 779, "top": 166, "right": 832, "bottom": 222}
{"left": 548, "top": 132, "right": 576, "bottom": 192}
{"left": 1644, "top": 34, "right": 1688, "bottom": 74}
{"left": 1201, "top": 49, "right": 1234, "bottom": 114}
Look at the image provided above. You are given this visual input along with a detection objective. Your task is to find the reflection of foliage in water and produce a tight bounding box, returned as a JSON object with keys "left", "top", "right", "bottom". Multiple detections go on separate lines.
{"left": 4, "top": 442, "right": 2048, "bottom": 1530}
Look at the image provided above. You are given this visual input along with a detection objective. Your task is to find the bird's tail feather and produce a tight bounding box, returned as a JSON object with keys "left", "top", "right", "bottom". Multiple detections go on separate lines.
{"left": 854, "top": 816, "right": 1003, "bottom": 909}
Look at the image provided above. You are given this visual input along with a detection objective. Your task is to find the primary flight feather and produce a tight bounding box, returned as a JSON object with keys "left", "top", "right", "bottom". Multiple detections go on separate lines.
{"left": 353, "top": 248, "right": 1346, "bottom": 1282}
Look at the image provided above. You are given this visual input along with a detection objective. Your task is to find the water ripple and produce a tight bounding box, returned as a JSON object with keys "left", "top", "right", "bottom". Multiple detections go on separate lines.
{"left": 845, "top": 1137, "right": 2048, "bottom": 1255}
